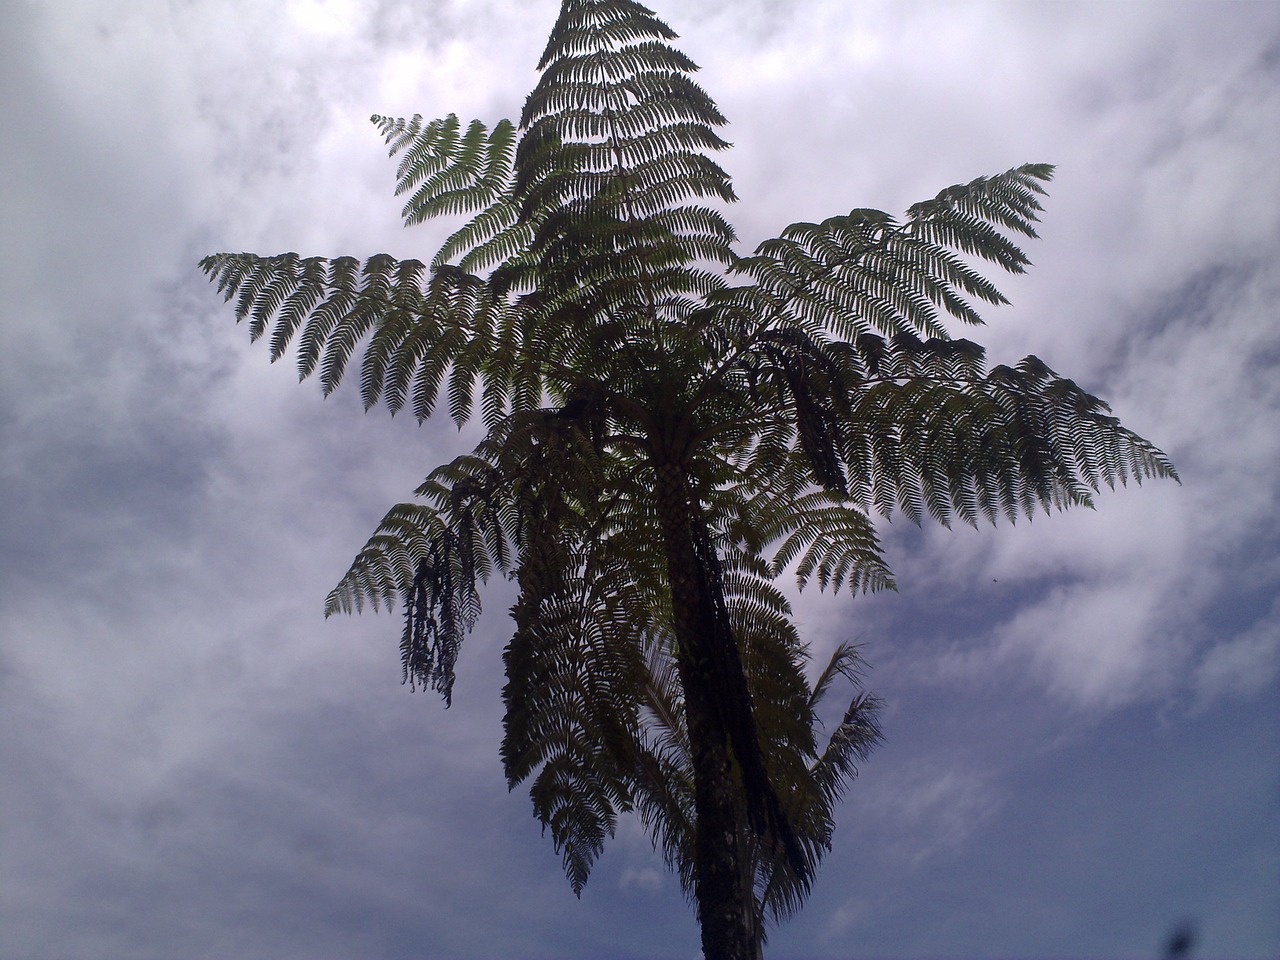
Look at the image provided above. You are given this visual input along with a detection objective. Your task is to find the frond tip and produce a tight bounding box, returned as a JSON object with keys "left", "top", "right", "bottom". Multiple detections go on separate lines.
{"left": 371, "top": 113, "right": 520, "bottom": 230}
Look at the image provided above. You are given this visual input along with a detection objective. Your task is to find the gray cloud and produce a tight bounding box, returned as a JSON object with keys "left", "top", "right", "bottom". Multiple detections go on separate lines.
{"left": 2, "top": 1, "right": 1276, "bottom": 957}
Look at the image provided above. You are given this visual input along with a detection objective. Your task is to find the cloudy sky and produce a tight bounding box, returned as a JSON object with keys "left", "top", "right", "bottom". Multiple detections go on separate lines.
{"left": 2, "top": 0, "right": 1277, "bottom": 957}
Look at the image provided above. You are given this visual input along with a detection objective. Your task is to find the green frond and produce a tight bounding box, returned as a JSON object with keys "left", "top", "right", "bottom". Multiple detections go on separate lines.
{"left": 502, "top": 543, "right": 648, "bottom": 894}
{"left": 324, "top": 503, "right": 447, "bottom": 617}
{"left": 202, "top": 249, "right": 559, "bottom": 421}
{"left": 837, "top": 346, "right": 1178, "bottom": 526}
{"left": 535, "top": 0, "right": 679, "bottom": 73}
{"left": 767, "top": 495, "right": 893, "bottom": 593}
{"left": 908, "top": 163, "right": 1054, "bottom": 240}
{"left": 369, "top": 112, "right": 531, "bottom": 278}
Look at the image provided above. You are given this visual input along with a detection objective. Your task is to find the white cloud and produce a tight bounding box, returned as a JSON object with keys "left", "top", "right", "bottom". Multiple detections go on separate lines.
{"left": 619, "top": 866, "right": 665, "bottom": 893}
{"left": 288, "top": 0, "right": 367, "bottom": 37}
{"left": 1193, "top": 599, "right": 1280, "bottom": 704}
{"left": 995, "top": 580, "right": 1174, "bottom": 709}
{"left": 3, "top": 1, "right": 1277, "bottom": 957}
{"left": 861, "top": 759, "right": 1005, "bottom": 867}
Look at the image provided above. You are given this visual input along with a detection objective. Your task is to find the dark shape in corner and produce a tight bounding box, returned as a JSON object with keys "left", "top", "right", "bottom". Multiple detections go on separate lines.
{"left": 1164, "top": 919, "right": 1197, "bottom": 959}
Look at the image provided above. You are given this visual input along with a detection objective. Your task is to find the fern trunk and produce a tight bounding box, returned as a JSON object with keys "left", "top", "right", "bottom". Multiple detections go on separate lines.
{"left": 651, "top": 442, "right": 758, "bottom": 960}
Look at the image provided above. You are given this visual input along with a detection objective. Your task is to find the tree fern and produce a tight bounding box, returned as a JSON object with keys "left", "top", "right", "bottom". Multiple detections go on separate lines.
{"left": 202, "top": 2, "right": 1177, "bottom": 956}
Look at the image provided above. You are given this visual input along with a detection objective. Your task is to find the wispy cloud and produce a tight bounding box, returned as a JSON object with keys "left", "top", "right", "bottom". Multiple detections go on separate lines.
{"left": 2, "top": 1, "right": 1276, "bottom": 958}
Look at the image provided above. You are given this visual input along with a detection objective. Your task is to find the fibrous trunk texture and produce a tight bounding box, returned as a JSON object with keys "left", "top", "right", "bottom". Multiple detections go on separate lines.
{"left": 651, "top": 443, "right": 758, "bottom": 960}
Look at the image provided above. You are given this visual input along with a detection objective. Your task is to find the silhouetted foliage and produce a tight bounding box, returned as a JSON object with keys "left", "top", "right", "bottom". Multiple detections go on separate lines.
{"left": 202, "top": 2, "right": 1176, "bottom": 956}
{"left": 1164, "top": 919, "right": 1198, "bottom": 959}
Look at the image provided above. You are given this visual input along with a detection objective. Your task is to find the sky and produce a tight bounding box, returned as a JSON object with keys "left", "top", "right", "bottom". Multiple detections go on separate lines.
{"left": 1, "top": 0, "right": 1277, "bottom": 958}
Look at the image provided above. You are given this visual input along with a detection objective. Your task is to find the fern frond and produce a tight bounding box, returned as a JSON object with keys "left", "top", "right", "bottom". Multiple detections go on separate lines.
{"left": 839, "top": 346, "right": 1179, "bottom": 526}
{"left": 535, "top": 0, "right": 679, "bottom": 73}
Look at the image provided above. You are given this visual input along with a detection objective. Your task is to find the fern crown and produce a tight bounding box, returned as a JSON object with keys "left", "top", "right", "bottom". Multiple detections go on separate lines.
{"left": 200, "top": 0, "right": 1176, "bottom": 912}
